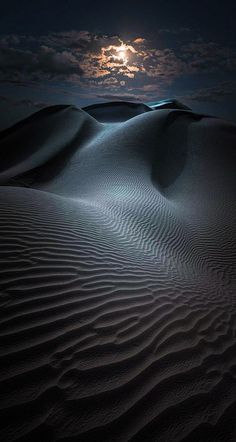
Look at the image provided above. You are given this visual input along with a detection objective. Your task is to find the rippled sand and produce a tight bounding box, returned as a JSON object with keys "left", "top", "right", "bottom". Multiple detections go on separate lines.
{"left": 0, "top": 101, "right": 236, "bottom": 441}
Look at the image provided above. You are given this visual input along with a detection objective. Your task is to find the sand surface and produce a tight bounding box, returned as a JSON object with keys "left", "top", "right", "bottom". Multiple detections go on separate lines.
{"left": 0, "top": 101, "right": 236, "bottom": 441}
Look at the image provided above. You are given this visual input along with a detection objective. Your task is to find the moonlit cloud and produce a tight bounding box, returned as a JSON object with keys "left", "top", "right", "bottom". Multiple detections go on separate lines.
{"left": 0, "top": 30, "right": 236, "bottom": 107}
{"left": 133, "top": 38, "right": 146, "bottom": 45}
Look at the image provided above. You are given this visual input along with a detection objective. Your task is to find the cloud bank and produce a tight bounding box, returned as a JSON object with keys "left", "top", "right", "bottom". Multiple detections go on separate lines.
{"left": 0, "top": 30, "right": 236, "bottom": 104}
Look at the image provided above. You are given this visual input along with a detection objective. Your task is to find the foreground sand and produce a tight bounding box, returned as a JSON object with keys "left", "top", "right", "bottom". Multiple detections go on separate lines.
{"left": 0, "top": 101, "right": 236, "bottom": 441}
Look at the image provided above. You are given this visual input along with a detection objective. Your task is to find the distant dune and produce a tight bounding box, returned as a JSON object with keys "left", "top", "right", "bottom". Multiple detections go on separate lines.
{"left": 0, "top": 101, "right": 236, "bottom": 441}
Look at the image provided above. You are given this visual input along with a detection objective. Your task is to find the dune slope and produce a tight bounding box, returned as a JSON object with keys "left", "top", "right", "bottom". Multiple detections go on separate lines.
{"left": 0, "top": 101, "right": 236, "bottom": 441}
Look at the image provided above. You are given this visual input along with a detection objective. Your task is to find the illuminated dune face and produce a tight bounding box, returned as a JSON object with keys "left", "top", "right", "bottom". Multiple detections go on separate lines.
{"left": 0, "top": 102, "right": 236, "bottom": 441}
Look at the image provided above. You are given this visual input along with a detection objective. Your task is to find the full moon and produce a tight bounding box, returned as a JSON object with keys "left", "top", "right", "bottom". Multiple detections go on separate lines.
{"left": 118, "top": 50, "right": 126, "bottom": 59}
{"left": 116, "top": 45, "right": 128, "bottom": 63}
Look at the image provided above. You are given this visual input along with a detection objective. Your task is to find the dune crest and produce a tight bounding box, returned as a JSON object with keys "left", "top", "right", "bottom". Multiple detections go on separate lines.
{"left": 0, "top": 101, "right": 236, "bottom": 441}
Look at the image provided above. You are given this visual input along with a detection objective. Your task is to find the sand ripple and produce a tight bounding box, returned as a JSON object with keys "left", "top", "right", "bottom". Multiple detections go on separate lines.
{"left": 0, "top": 103, "right": 236, "bottom": 441}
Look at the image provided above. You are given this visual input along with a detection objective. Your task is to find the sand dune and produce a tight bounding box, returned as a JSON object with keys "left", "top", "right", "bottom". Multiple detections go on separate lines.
{"left": 0, "top": 101, "right": 236, "bottom": 441}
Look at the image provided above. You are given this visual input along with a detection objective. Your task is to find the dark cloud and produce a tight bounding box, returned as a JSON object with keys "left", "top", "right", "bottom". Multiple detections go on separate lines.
{"left": 41, "top": 31, "right": 122, "bottom": 57}
{"left": 0, "top": 94, "right": 49, "bottom": 108}
{"left": 181, "top": 82, "right": 236, "bottom": 104}
{"left": 95, "top": 93, "right": 146, "bottom": 101}
{"left": 158, "top": 27, "right": 192, "bottom": 34}
{"left": 0, "top": 78, "right": 38, "bottom": 87}
{"left": 181, "top": 41, "right": 236, "bottom": 73}
{"left": 0, "top": 95, "right": 8, "bottom": 102}
{"left": 41, "top": 30, "right": 93, "bottom": 48}
{"left": 0, "top": 39, "right": 83, "bottom": 85}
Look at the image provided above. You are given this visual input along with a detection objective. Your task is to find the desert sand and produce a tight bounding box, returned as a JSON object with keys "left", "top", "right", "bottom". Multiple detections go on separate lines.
{"left": 0, "top": 100, "right": 236, "bottom": 441}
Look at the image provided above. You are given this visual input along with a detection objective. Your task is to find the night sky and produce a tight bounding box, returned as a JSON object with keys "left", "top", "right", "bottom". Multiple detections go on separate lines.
{"left": 0, "top": 0, "right": 236, "bottom": 129}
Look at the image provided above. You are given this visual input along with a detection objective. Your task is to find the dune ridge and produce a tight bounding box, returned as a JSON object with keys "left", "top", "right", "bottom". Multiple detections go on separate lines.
{"left": 0, "top": 101, "right": 236, "bottom": 441}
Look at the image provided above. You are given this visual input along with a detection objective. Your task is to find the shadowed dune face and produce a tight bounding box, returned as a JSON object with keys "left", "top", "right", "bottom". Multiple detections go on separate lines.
{"left": 0, "top": 103, "right": 236, "bottom": 441}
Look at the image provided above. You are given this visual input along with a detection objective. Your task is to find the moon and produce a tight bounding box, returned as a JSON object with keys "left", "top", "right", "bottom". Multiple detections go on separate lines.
{"left": 116, "top": 45, "right": 128, "bottom": 63}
